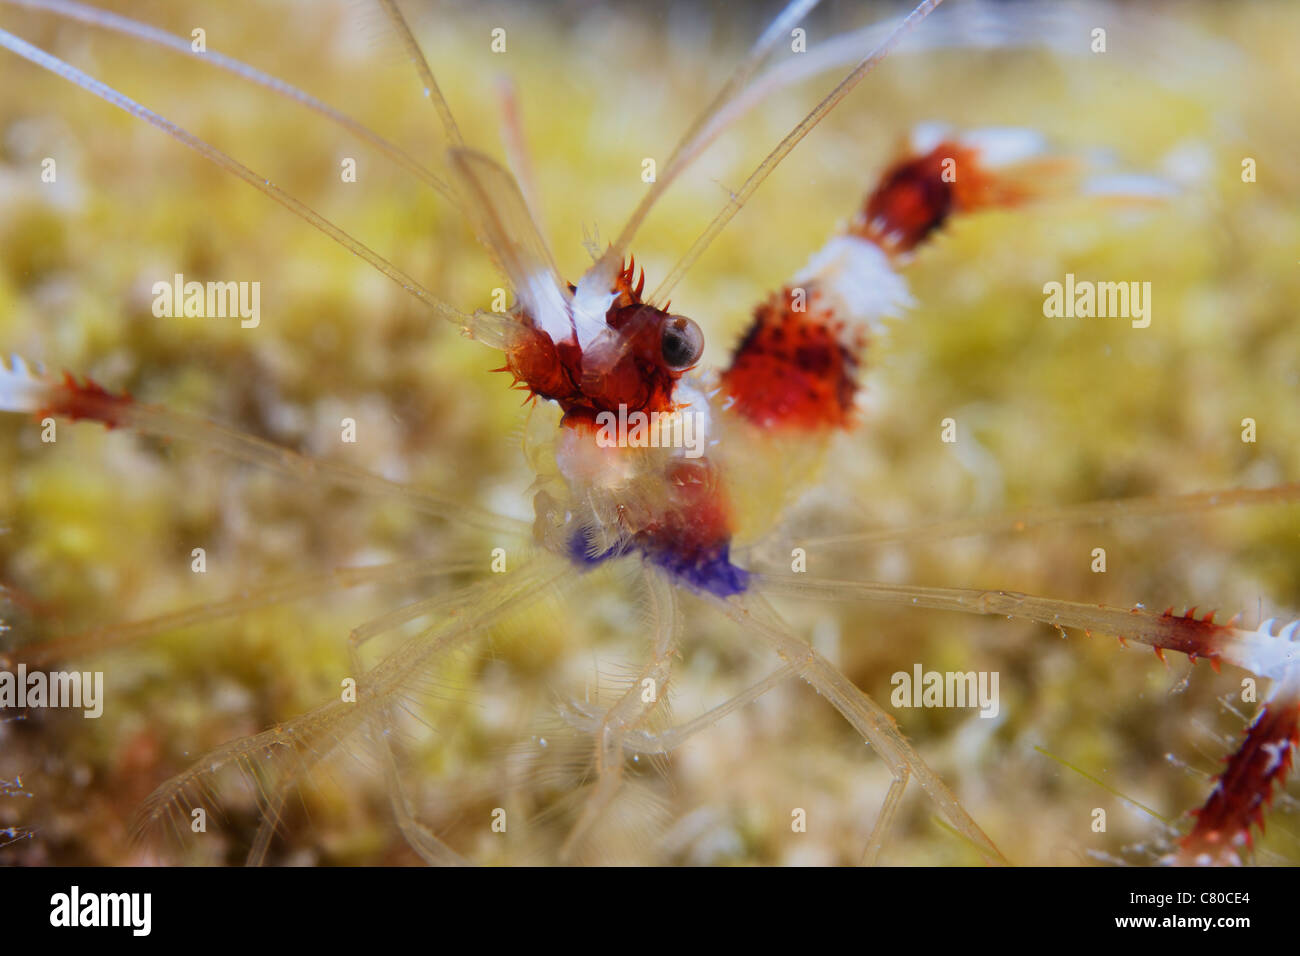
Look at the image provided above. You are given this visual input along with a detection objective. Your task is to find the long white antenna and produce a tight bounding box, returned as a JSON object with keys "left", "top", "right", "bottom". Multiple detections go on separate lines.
{"left": 651, "top": 0, "right": 945, "bottom": 305}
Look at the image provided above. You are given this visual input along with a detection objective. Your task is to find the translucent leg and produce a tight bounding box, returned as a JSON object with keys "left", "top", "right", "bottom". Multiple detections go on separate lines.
{"left": 555, "top": 586, "right": 965, "bottom": 863}
{"left": 376, "top": 735, "right": 469, "bottom": 866}
{"left": 721, "top": 589, "right": 1007, "bottom": 865}
{"left": 799, "top": 483, "right": 1300, "bottom": 550}
{"left": 344, "top": 591, "right": 483, "bottom": 867}
{"left": 0, "top": 356, "right": 526, "bottom": 535}
{"left": 862, "top": 775, "right": 909, "bottom": 866}
{"left": 758, "top": 573, "right": 1300, "bottom": 678}
{"left": 557, "top": 568, "right": 679, "bottom": 861}
{"left": 759, "top": 573, "right": 1300, "bottom": 864}
{"left": 242, "top": 585, "right": 476, "bottom": 866}
{"left": 136, "top": 560, "right": 567, "bottom": 862}
{"left": 16, "top": 556, "right": 481, "bottom": 665}
{"left": 617, "top": 663, "right": 799, "bottom": 755}
{"left": 112, "top": 400, "right": 524, "bottom": 534}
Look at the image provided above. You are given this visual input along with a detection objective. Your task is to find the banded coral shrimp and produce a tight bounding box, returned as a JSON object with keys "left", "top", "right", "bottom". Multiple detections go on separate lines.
{"left": 1, "top": 0, "right": 1299, "bottom": 866}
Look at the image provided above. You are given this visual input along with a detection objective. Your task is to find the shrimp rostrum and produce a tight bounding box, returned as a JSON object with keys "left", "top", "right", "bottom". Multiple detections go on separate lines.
{"left": 0, "top": 0, "right": 1297, "bottom": 865}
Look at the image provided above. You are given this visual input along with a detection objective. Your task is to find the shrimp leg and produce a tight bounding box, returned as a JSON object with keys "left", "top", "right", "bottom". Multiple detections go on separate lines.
{"left": 137, "top": 560, "right": 567, "bottom": 863}
{"left": 0, "top": 356, "right": 526, "bottom": 536}
{"left": 557, "top": 568, "right": 679, "bottom": 862}
{"left": 720, "top": 589, "right": 1008, "bottom": 865}
{"left": 242, "top": 586, "right": 492, "bottom": 866}
{"left": 12, "top": 557, "right": 483, "bottom": 666}
{"left": 799, "top": 483, "right": 1300, "bottom": 551}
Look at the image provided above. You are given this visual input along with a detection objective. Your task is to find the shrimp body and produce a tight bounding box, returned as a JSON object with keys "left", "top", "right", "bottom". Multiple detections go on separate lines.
{"left": 532, "top": 125, "right": 1177, "bottom": 598}
{"left": 480, "top": 245, "right": 743, "bottom": 595}
{"left": 504, "top": 261, "right": 701, "bottom": 426}
{"left": 562, "top": 455, "right": 750, "bottom": 597}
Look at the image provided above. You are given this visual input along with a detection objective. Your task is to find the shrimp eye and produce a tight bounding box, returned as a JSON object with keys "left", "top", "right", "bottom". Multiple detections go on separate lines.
{"left": 661, "top": 315, "right": 704, "bottom": 370}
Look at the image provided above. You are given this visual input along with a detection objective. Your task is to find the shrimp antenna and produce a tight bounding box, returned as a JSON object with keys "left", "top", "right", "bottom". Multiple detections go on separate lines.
{"left": 704, "top": 0, "right": 1247, "bottom": 151}
{"left": 495, "top": 75, "right": 546, "bottom": 241}
{"left": 375, "top": 0, "right": 465, "bottom": 148}
{"left": 0, "top": 0, "right": 455, "bottom": 203}
{"left": 0, "top": 27, "right": 512, "bottom": 345}
{"left": 650, "top": 0, "right": 944, "bottom": 305}
{"left": 605, "top": 0, "right": 822, "bottom": 266}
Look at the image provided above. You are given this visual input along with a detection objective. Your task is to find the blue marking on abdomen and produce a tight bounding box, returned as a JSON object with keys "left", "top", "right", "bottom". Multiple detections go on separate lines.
{"left": 566, "top": 527, "right": 750, "bottom": 597}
